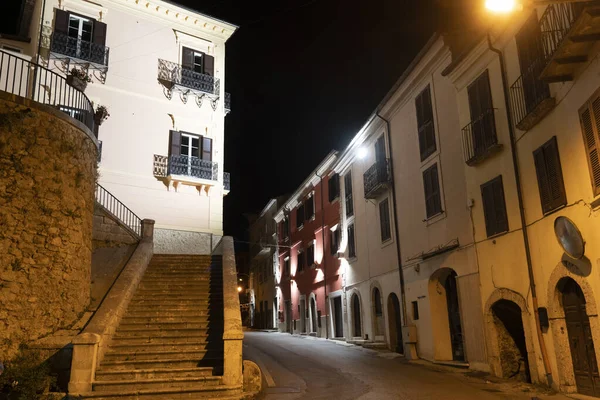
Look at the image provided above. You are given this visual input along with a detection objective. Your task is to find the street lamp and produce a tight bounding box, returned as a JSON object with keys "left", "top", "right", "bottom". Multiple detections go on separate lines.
{"left": 485, "top": 0, "right": 588, "bottom": 13}
{"left": 237, "top": 286, "right": 242, "bottom": 292}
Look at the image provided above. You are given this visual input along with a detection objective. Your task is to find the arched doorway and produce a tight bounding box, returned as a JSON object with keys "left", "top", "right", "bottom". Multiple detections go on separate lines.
{"left": 560, "top": 278, "right": 600, "bottom": 397}
{"left": 351, "top": 293, "right": 362, "bottom": 338}
{"left": 491, "top": 300, "right": 530, "bottom": 382}
{"left": 310, "top": 297, "right": 318, "bottom": 334}
{"left": 372, "top": 287, "right": 385, "bottom": 340}
{"left": 429, "top": 269, "right": 464, "bottom": 361}
{"left": 387, "top": 293, "right": 404, "bottom": 354}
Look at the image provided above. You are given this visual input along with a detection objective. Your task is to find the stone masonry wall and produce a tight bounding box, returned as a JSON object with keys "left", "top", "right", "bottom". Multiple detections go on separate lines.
{"left": 0, "top": 96, "right": 97, "bottom": 360}
{"left": 93, "top": 205, "right": 138, "bottom": 248}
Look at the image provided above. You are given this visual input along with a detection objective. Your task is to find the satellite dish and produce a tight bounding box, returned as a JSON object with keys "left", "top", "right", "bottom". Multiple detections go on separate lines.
{"left": 554, "top": 217, "right": 585, "bottom": 259}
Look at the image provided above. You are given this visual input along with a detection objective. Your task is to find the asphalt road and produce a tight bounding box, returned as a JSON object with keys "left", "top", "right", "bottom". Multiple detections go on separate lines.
{"left": 243, "top": 331, "right": 572, "bottom": 400}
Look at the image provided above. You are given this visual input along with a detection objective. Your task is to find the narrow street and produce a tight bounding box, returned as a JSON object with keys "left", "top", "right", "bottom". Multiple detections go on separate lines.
{"left": 243, "top": 331, "right": 571, "bottom": 400}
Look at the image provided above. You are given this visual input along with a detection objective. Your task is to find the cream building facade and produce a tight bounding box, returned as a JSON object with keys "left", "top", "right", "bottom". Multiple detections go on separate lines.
{"left": 1, "top": 0, "right": 236, "bottom": 253}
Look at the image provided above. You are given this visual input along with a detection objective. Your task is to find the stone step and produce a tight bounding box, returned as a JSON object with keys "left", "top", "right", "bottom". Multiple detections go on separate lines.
{"left": 108, "top": 341, "right": 208, "bottom": 352}
{"left": 124, "top": 310, "right": 211, "bottom": 318}
{"left": 103, "top": 349, "right": 208, "bottom": 362}
{"left": 95, "top": 366, "right": 214, "bottom": 381}
{"left": 114, "top": 327, "right": 208, "bottom": 338}
{"left": 125, "top": 305, "right": 211, "bottom": 313}
{"left": 93, "top": 376, "right": 222, "bottom": 392}
{"left": 77, "top": 384, "right": 242, "bottom": 399}
{"left": 138, "top": 282, "right": 212, "bottom": 288}
{"left": 99, "top": 357, "right": 212, "bottom": 370}
{"left": 117, "top": 322, "right": 208, "bottom": 331}
{"left": 133, "top": 290, "right": 211, "bottom": 297}
{"left": 126, "top": 301, "right": 213, "bottom": 308}
{"left": 111, "top": 334, "right": 209, "bottom": 345}
{"left": 120, "top": 315, "right": 210, "bottom": 324}
{"left": 141, "top": 274, "right": 213, "bottom": 280}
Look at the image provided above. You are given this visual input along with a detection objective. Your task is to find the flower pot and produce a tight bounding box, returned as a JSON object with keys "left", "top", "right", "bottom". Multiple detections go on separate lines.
{"left": 67, "top": 75, "right": 87, "bottom": 92}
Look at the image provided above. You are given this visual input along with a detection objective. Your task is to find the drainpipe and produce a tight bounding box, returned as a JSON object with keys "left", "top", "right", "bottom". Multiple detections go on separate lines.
{"left": 486, "top": 32, "right": 553, "bottom": 386}
{"left": 375, "top": 113, "right": 409, "bottom": 342}
{"left": 315, "top": 172, "right": 329, "bottom": 339}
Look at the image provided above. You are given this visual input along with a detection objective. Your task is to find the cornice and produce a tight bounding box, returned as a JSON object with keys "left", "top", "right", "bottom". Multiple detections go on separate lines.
{"left": 334, "top": 115, "right": 384, "bottom": 175}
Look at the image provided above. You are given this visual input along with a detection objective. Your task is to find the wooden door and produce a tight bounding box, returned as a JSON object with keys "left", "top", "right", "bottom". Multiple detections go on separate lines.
{"left": 563, "top": 279, "right": 600, "bottom": 397}
{"left": 445, "top": 273, "right": 465, "bottom": 361}
{"left": 352, "top": 295, "right": 362, "bottom": 337}
{"left": 285, "top": 300, "right": 292, "bottom": 333}
{"left": 333, "top": 297, "right": 343, "bottom": 338}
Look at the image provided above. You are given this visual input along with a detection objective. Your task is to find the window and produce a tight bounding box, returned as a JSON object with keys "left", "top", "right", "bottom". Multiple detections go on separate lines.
{"left": 330, "top": 228, "right": 340, "bottom": 255}
{"left": 284, "top": 257, "right": 290, "bottom": 276}
{"left": 329, "top": 174, "right": 340, "bottom": 202}
{"left": 466, "top": 70, "right": 496, "bottom": 159}
{"left": 306, "top": 242, "right": 315, "bottom": 267}
{"left": 181, "top": 46, "right": 215, "bottom": 76}
{"left": 305, "top": 195, "right": 315, "bottom": 221}
{"left": 281, "top": 219, "right": 290, "bottom": 240}
{"left": 481, "top": 176, "right": 509, "bottom": 237}
{"left": 297, "top": 249, "right": 305, "bottom": 273}
{"left": 379, "top": 198, "right": 392, "bottom": 242}
{"left": 533, "top": 136, "right": 566, "bottom": 214}
{"left": 415, "top": 85, "right": 436, "bottom": 161}
{"left": 375, "top": 135, "right": 386, "bottom": 164}
{"left": 344, "top": 172, "right": 354, "bottom": 217}
{"left": 296, "top": 204, "right": 305, "bottom": 229}
{"left": 54, "top": 9, "right": 108, "bottom": 63}
{"left": 422, "top": 164, "right": 442, "bottom": 218}
{"left": 412, "top": 301, "right": 419, "bottom": 321}
{"left": 169, "top": 131, "right": 212, "bottom": 161}
{"left": 579, "top": 91, "right": 600, "bottom": 196}
{"left": 347, "top": 224, "right": 356, "bottom": 258}
{"left": 68, "top": 14, "right": 93, "bottom": 42}
{"left": 374, "top": 289, "right": 382, "bottom": 316}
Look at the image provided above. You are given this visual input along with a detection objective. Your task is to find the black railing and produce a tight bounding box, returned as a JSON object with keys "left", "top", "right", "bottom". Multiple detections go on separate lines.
{"left": 153, "top": 154, "right": 218, "bottom": 181}
{"left": 224, "top": 172, "right": 231, "bottom": 191}
{"left": 50, "top": 32, "right": 110, "bottom": 66}
{"left": 510, "top": 57, "right": 551, "bottom": 128}
{"left": 540, "top": 2, "right": 586, "bottom": 61}
{"left": 157, "top": 59, "right": 218, "bottom": 95}
{"left": 461, "top": 109, "right": 499, "bottom": 165}
{"left": 363, "top": 159, "right": 392, "bottom": 199}
{"left": 95, "top": 183, "right": 142, "bottom": 237}
{"left": 225, "top": 92, "right": 231, "bottom": 112}
{"left": 0, "top": 50, "right": 95, "bottom": 133}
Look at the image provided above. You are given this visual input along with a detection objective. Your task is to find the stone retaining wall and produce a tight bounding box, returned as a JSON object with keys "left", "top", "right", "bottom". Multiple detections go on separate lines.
{"left": 0, "top": 94, "right": 98, "bottom": 360}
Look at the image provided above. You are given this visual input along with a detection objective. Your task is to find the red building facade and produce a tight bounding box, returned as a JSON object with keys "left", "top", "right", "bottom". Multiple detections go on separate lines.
{"left": 275, "top": 152, "right": 342, "bottom": 338}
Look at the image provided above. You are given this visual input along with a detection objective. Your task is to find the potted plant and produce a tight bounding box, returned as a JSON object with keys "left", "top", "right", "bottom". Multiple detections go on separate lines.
{"left": 66, "top": 68, "right": 92, "bottom": 92}
{"left": 94, "top": 105, "right": 110, "bottom": 126}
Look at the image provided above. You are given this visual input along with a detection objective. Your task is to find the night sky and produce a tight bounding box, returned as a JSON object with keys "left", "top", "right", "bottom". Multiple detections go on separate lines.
{"left": 174, "top": 0, "right": 475, "bottom": 242}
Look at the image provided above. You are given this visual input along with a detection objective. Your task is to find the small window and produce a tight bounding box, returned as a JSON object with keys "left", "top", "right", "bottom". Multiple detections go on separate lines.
{"left": 466, "top": 70, "right": 497, "bottom": 159}
{"left": 422, "top": 163, "right": 442, "bottom": 218}
{"left": 168, "top": 131, "right": 212, "bottom": 161}
{"left": 379, "top": 198, "right": 392, "bottom": 242}
{"left": 329, "top": 174, "right": 340, "bottom": 202}
{"left": 344, "top": 172, "right": 354, "bottom": 217}
{"left": 296, "top": 204, "right": 305, "bottom": 229}
{"left": 347, "top": 224, "right": 356, "bottom": 258}
{"left": 481, "top": 175, "right": 509, "bottom": 237}
{"left": 297, "top": 249, "right": 305, "bottom": 273}
{"left": 281, "top": 218, "right": 290, "bottom": 240}
{"left": 181, "top": 46, "right": 215, "bottom": 76}
{"left": 306, "top": 242, "right": 315, "bottom": 267}
{"left": 415, "top": 85, "right": 436, "bottom": 161}
{"left": 533, "top": 136, "right": 566, "bottom": 214}
{"left": 330, "top": 229, "right": 340, "bottom": 255}
{"left": 284, "top": 257, "right": 290, "bottom": 276}
{"left": 305, "top": 195, "right": 315, "bottom": 221}
{"left": 412, "top": 301, "right": 419, "bottom": 321}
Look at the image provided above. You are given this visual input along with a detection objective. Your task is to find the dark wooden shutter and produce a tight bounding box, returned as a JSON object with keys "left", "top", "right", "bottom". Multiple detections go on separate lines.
{"left": 204, "top": 54, "right": 215, "bottom": 76}
{"left": 296, "top": 205, "right": 304, "bottom": 228}
{"left": 348, "top": 224, "right": 356, "bottom": 258}
{"left": 18, "top": 0, "right": 36, "bottom": 38}
{"left": 202, "top": 137, "right": 212, "bottom": 161}
{"left": 305, "top": 196, "right": 314, "bottom": 220}
{"left": 181, "top": 47, "right": 194, "bottom": 70}
{"left": 328, "top": 174, "right": 339, "bottom": 202}
{"left": 481, "top": 176, "right": 508, "bottom": 237}
{"left": 93, "top": 20, "right": 107, "bottom": 46}
{"left": 375, "top": 136, "right": 386, "bottom": 163}
{"left": 423, "top": 164, "right": 441, "bottom": 218}
{"left": 54, "top": 9, "right": 69, "bottom": 34}
{"left": 169, "top": 130, "right": 181, "bottom": 157}
{"left": 416, "top": 86, "right": 436, "bottom": 161}
{"left": 580, "top": 96, "right": 600, "bottom": 196}
{"left": 379, "top": 198, "right": 391, "bottom": 241}
{"left": 533, "top": 136, "right": 566, "bottom": 213}
{"left": 468, "top": 70, "right": 492, "bottom": 120}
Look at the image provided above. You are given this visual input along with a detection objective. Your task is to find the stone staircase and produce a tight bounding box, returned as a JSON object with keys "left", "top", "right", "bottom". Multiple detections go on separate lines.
{"left": 79, "top": 254, "right": 243, "bottom": 399}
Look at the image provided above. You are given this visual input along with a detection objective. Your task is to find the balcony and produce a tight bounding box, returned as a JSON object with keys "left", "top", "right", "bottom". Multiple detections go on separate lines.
{"left": 158, "top": 59, "right": 218, "bottom": 98}
{"left": 225, "top": 92, "right": 231, "bottom": 114}
{"left": 153, "top": 154, "right": 219, "bottom": 188}
{"left": 461, "top": 109, "right": 502, "bottom": 166}
{"left": 540, "top": 2, "right": 600, "bottom": 82}
{"left": 510, "top": 58, "right": 555, "bottom": 131}
{"left": 50, "top": 32, "right": 109, "bottom": 77}
{"left": 363, "top": 159, "right": 392, "bottom": 199}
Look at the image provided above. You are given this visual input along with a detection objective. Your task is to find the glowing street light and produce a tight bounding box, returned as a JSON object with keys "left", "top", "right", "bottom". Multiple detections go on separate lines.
{"left": 237, "top": 286, "right": 242, "bottom": 292}
{"left": 485, "top": 0, "right": 519, "bottom": 13}
{"left": 357, "top": 147, "right": 368, "bottom": 159}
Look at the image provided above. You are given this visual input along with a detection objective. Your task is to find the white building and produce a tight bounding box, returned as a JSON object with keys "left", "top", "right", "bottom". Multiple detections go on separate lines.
{"left": 1, "top": 0, "right": 236, "bottom": 252}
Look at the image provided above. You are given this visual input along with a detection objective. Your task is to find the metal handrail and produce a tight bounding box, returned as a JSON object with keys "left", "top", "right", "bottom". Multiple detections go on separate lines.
{"left": 461, "top": 108, "right": 498, "bottom": 165}
{"left": 363, "top": 159, "right": 391, "bottom": 198}
{"left": 95, "top": 184, "right": 142, "bottom": 237}
{"left": 0, "top": 49, "right": 95, "bottom": 133}
{"left": 540, "top": 2, "right": 586, "bottom": 61}
{"left": 50, "top": 32, "right": 110, "bottom": 66}
{"left": 510, "top": 57, "right": 551, "bottom": 127}
{"left": 157, "top": 59, "right": 219, "bottom": 95}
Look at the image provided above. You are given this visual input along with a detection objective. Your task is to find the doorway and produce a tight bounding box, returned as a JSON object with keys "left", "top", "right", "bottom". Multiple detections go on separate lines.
{"left": 285, "top": 300, "right": 292, "bottom": 333}
{"left": 491, "top": 300, "right": 530, "bottom": 382}
{"left": 387, "top": 293, "right": 404, "bottom": 354}
{"left": 333, "top": 296, "right": 343, "bottom": 338}
{"left": 300, "top": 298, "right": 306, "bottom": 333}
{"left": 445, "top": 272, "right": 465, "bottom": 361}
{"left": 373, "top": 287, "right": 385, "bottom": 340}
{"left": 561, "top": 278, "right": 600, "bottom": 397}
{"left": 310, "top": 297, "right": 318, "bottom": 334}
{"left": 352, "top": 294, "right": 362, "bottom": 338}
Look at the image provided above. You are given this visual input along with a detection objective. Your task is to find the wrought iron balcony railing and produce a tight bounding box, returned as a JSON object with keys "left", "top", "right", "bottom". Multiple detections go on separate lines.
{"left": 0, "top": 49, "right": 95, "bottom": 133}
{"left": 540, "top": 2, "right": 586, "bottom": 62}
{"left": 158, "top": 59, "right": 219, "bottom": 96}
{"left": 50, "top": 32, "right": 110, "bottom": 66}
{"left": 461, "top": 109, "right": 501, "bottom": 166}
{"left": 153, "top": 154, "right": 218, "bottom": 181}
{"left": 224, "top": 172, "right": 231, "bottom": 191}
{"left": 510, "top": 58, "right": 554, "bottom": 131}
{"left": 225, "top": 92, "right": 231, "bottom": 113}
{"left": 363, "top": 159, "right": 392, "bottom": 199}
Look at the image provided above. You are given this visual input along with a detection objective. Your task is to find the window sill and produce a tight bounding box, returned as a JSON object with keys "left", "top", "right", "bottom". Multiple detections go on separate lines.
{"left": 330, "top": 197, "right": 340, "bottom": 204}
{"left": 542, "top": 203, "right": 567, "bottom": 216}
{"left": 297, "top": 225, "right": 304, "bottom": 232}
{"left": 423, "top": 210, "right": 446, "bottom": 226}
{"left": 486, "top": 230, "right": 509, "bottom": 240}
{"left": 348, "top": 256, "right": 358, "bottom": 264}
{"left": 381, "top": 238, "right": 394, "bottom": 249}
